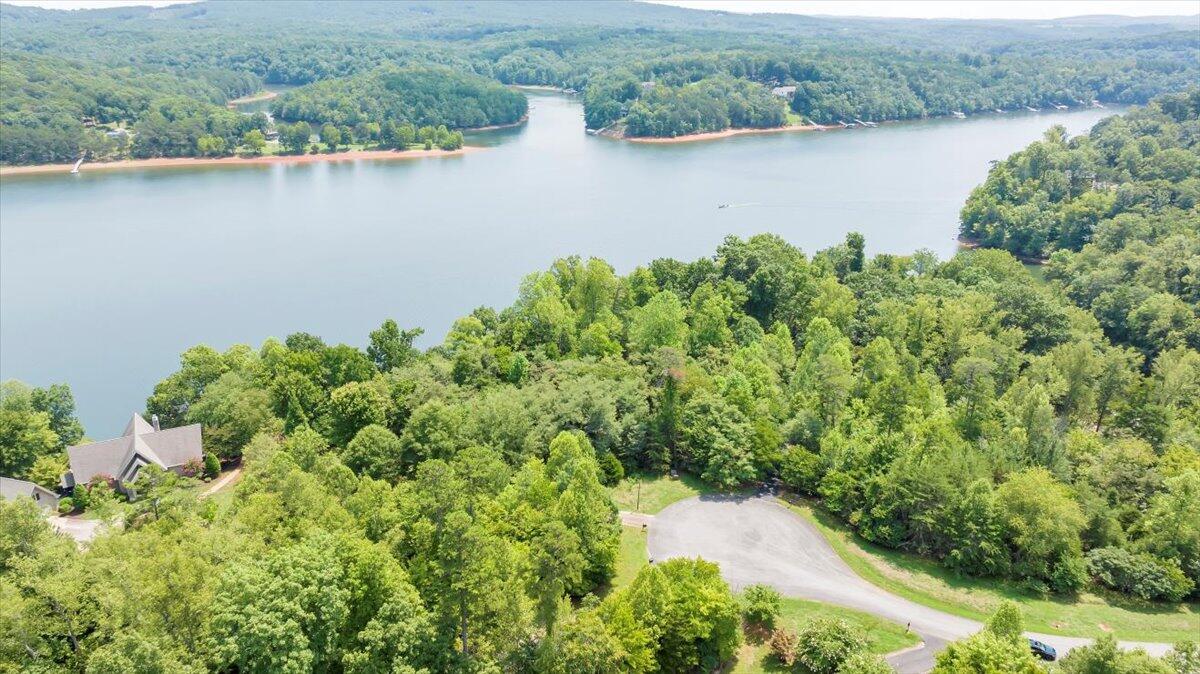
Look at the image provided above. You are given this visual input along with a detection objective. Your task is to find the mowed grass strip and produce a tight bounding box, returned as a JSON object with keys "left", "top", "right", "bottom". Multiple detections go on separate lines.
{"left": 609, "top": 471, "right": 714, "bottom": 514}
{"left": 613, "top": 525, "right": 649, "bottom": 591}
{"left": 782, "top": 497, "right": 1200, "bottom": 643}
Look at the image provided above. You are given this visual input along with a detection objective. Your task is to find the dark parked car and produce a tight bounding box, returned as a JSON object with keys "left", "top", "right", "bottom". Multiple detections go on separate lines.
{"left": 1029, "top": 639, "right": 1057, "bottom": 661}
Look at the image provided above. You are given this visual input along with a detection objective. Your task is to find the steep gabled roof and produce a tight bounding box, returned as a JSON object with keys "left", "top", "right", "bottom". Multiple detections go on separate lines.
{"left": 140, "top": 424, "right": 202, "bottom": 468}
{"left": 66, "top": 414, "right": 203, "bottom": 486}
{"left": 0, "top": 477, "right": 58, "bottom": 509}
{"left": 67, "top": 435, "right": 133, "bottom": 485}
{"left": 123, "top": 413, "right": 155, "bottom": 437}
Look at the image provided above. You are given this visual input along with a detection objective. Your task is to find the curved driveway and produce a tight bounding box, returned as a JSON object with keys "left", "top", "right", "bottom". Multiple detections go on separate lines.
{"left": 647, "top": 495, "right": 1173, "bottom": 673}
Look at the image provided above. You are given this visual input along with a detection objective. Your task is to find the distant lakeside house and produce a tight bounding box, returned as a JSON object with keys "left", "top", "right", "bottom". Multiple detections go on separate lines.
{"left": 771, "top": 85, "right": 797, "bottom": 99}
{"left": 0, "top": 476, "right": 59, "bottom": 510}
{"left": 63, "top": 413, "right": 203, "bottom": 495}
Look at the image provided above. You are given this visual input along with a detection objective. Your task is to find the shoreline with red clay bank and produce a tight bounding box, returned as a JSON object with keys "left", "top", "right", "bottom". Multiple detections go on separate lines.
{"left": 617, "top": 123, "right": 831, "bottom": 144}
{"left": 0, "top": 146, "right": 480, "bottom": 177}
{"left": 225, "top": 90, "right": 279, "bottom": 106}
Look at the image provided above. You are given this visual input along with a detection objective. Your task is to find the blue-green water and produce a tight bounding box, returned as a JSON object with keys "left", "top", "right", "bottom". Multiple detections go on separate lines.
{"left": 0, "top": 93, "right": 1118, "bottom": 437}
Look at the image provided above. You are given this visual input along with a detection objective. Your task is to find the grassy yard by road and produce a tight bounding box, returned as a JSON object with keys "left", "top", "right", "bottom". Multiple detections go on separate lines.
{"left": 609, "top": 471, "right": 714, "bottom": 514}
{"left": 782, "top": 497, "right": 1200, "bottom": 643}
{"left": 613, "top": 525, "right": 649, "bottom": 591}
{"left": 731, "top": 597, "right": 920, "bottom": 673}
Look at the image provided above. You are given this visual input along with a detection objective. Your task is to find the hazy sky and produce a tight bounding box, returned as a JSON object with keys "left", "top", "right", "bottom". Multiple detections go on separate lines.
{"left": 3, "top": 0, "right": 193, "bottom": 7}
{"left": 3, "top": 0, "right": 1199, "bottom": 19}
{"left": 649, "top": 1, "right": 1200, "bottom": 20}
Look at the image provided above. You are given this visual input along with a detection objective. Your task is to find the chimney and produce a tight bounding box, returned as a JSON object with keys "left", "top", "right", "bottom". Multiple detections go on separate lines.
{"left": 151, "top": 413, "right": 161, "bottom": 432}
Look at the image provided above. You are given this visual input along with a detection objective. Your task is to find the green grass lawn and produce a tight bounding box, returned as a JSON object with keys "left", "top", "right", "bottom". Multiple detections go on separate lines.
{"left": 609, "top": 471, "right": 715, "bottom": 514}
{"left": 613, "top": 525, "right": 649, "bottom": 591}
{"left": 782, "top": 497, "right": 1200, "bottom": 643}
{"left": 1023, "top": 261, "right": 1049, "bottom": 285}
{"left": 784, "top": 111, "right": 807, "bottom": 126}
{"left": 731, "top": 597, "right": 919, "bottom": 673}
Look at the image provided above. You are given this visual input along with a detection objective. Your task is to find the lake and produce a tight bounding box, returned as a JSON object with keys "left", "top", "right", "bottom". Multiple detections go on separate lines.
{"left": 0, "top": 93, "right": 1118, "bottom": 437}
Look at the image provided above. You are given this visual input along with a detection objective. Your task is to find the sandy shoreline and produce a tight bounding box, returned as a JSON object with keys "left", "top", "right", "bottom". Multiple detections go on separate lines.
{"left": 226, "top": 90, "right": 279, "bottom": 106}
{"left": 619, "top": 123, "right": 831, "bottom": 144}
{"left": 0, "top": 147, "right": 479, "bottom": 177}
{"left": 512, "top": 84, "right": 571, "bottom": 93}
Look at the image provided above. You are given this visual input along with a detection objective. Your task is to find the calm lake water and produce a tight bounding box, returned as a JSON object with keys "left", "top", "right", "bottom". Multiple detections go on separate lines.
{"left": 1, "top": 93, "right": 1118, "bottom": 437}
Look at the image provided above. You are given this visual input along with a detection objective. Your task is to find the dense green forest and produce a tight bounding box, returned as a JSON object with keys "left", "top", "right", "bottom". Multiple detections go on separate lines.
{"left": 3, "top": 242, "right": 1197, "bottom": 673}
{"left": 1, "top": 1, "right": 1197, "bottom": 161}
{"left": 606, "top": 75, "right": 787, "bottom": 138}
{"left": 4, "top": 232, "right": 1198, "bottom": 670}
{"left": 961, "top": 90, "right": 1200, "bottom": 362}
{"left": 581, "top": 34, "right": 1200, "bottom": 135}
{"left": 0, "top": 52, "right": 262, "bottom": 164}
{"left": 5, "top": 98, "right": 1200, "bottom": 668}
{"left": 271, "top": 66, "right": 528, "bottom": 130}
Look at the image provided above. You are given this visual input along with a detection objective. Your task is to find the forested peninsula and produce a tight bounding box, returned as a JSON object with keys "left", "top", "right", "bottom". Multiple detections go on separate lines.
{"left": 3, "top": 90, "right": 1198, "bottom": 674}
{"left": 961, "top": 90, "right": 1199, "bottom": 362}
{"left": 2, "top": 1, "right": 1197, "bottom": 163}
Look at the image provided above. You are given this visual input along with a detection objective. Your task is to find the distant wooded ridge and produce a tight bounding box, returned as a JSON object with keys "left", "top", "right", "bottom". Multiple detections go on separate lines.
{"left": 0, "top": 0, "right": 1196, "bottom": 162}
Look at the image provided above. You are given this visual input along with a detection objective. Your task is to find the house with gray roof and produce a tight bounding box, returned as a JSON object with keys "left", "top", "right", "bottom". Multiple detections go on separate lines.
{"left": 63, "top": 413, "right": 203, "bottom": 494}
{"left": 0, "top": 476, "right": 59, "bottom": 510}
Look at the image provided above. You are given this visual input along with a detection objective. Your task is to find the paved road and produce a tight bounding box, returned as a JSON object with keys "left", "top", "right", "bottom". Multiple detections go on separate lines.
{"left": 619, "top": 510, "right": 655, "bottom": 527}
{"left": 647, "top": 494, "right": 1174, "bottom": 673}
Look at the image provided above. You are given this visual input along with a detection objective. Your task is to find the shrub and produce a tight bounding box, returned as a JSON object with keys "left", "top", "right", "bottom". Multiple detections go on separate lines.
{"left": 780, "top": 446, "right": 823, "bottom": 494}
{"left": 795, "top": 617, "right": 868, "bottom": 674}
{"left": 1057, "top": 634, "right": 1174, "bottom": 674}
{"left": 57, "top": 497, "right": 74, "bottom": 514}
{"left": 597, "top": 452, "right": 624, "bottom": 486}
{"left": 88, "top": 480, "right": 119, "bottom": 507}
{"left": 741, "top": 584, "right": 782, "bottom": 629}
{"left": 984, "top": 600, "right": 1023, "bottom": 639}
{"left": 934, "top": 629, "right": 1041, "bottom": 673}
{"left": 840, "top": 652, "right": 894, "bottom": 674}
{"left": 181, "top": 458, "right": 203, "bottom": 478}
{"left": 203, "top": 452, "right": 221, "bottom": 480}
{"left": 72, "top": 484, "right": 91, "bottom": 510}
{"left": 1086, "top": 547, "right": 1194, "bottom": 602}
{"left": 1051, "top": 554, "right": 1089, "bottom": 593}
{"left": 1165, "top": 640, "right": 1199, "bottom": 674}
{"left": 769, "top": 627, "right": 799, "bottom": 667}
